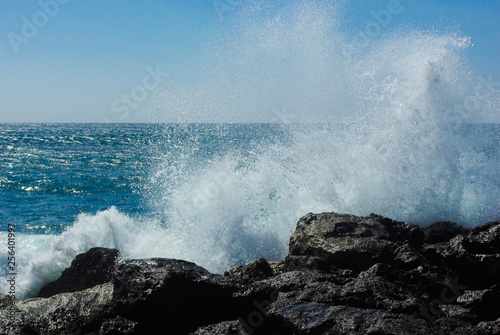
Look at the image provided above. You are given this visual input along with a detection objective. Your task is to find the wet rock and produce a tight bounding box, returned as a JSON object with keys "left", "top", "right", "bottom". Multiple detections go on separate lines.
{"left": 38, "top": 247, "right": 121, "bottom": 298}
{"left": 2, "top": 212, "right": 500, "bottom": 335}
{"left": 288, "top": 212, "right": 424, "bottom": 272}
{"left": 99, "top": 316, "right": 137, "bottom": 334}
{"left": 421, "top": 242, "right": 448, "bottom": 266}
{"left": 111, "top": 258, "right": 274, "bottom": 334}
{"left": 0, "top": 283, "right": 114, "bottom": 335}
{"left": 225, "top": 258, "right": 274, "bottom": 282}
{"left": 457, "top": 287, "right": 500, "bottom": 321}
{"left": 192, "top": 320, "right": 247, "bottom": 335}
{"left": 394, "top": 243, "right": 428, "bottom": 270}
{"left": 424, "top": 221, "right": 469, "bottom": 243}
{"left": 269, "top": 260, "right": 287, "bottom": 276}
{"left": 442, "top": 221, "right": 500, "bottom": 289}
{"left": 478, "top": 319, "right": 500, "bottom": 334}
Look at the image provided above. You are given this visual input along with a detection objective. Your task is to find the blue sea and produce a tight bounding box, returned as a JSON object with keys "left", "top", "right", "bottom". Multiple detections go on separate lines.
{"left": 2, "top": 1, "right": 500, "bottom": 299}
{"left": 0, "top": 122, "right": 499, "bottom": 298}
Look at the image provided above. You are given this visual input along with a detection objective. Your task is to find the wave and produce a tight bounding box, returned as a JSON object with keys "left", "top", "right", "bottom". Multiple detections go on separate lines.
{"left": 2, "top": 0, "right": 499, "bottom": 298}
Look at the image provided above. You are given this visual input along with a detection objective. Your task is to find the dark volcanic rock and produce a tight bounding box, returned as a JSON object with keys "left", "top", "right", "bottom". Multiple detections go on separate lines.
{"left": 442, "top": 221, "right": 500, "bottom": 289}
{"left": 38, "top": 247, "right": 121, "bottom": 298}
{"left": 225, "top": 258, "right": 274, "bottom": 282}
{"left": 457, "top": 287, "right": 500, "bottom": 321}
{"left": 424, "top": 221, "right": 469, "bottom": 243}
{"left": 2, "top": 212, "right": 499, "bottom": 335}
{"left": 112, "top": 258, "right": 275, "bottom": 334}
{"left": 1, "top": 283, "right": 115, "bottom": 335}
{"left": 192, "top": 320, "right": 247, "bottom": 334}
{"left": 288, "top": 212, "right": 424, "bottom": 272}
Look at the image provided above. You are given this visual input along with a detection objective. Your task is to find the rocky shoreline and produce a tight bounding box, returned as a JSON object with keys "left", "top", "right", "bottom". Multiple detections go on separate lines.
{"left": 1, "top": 212, "right": 499, "bottom": 334}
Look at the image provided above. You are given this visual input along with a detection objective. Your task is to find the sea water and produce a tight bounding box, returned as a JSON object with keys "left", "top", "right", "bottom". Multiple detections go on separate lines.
{"left": 1, "top": 1, "right": 499, "bottom": 298}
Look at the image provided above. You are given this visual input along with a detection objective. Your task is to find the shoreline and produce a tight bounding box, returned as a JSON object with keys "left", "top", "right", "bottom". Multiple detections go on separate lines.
{"left": 1, "top": 212, "right": 499, "bottom": 334}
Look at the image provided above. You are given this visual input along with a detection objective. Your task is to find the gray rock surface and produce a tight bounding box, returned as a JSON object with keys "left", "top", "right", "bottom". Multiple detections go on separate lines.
{"left": 1, "top": 212, "right": 499, "bottom": 335}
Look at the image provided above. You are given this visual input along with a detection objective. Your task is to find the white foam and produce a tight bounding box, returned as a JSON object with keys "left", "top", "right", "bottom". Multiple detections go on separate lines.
{"left": 2, "top": 1, "right": 499, "bottom": 299}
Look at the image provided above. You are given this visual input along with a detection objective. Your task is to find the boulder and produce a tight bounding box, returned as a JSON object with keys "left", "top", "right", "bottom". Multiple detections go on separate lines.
{"left": 0, "top": 283, "right": 115, "bottom": 335}
{"left": 2, "top": 212, "right": 500, "bottom": 335}
{"left": 111, "top": 258, "right": 271, "bottom": 334}
{"left": 288, "top": 212, "right": 424, "bottom": 272}
{"left": 442, "top": 221, "right": 500, "bottom": 289}
{"left": 38, "top": 247, "right": 121, "bottom": 298}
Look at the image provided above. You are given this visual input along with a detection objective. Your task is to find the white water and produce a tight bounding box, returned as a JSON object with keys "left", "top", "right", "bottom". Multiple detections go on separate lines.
{"left": 2, "top": 1, "right": 499, "bottom": 298}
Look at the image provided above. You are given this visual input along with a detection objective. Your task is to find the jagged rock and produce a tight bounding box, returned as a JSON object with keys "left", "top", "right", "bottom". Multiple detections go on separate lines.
{"left": 442, "top": 221, "right": 500, "bottom": 289}
{"left": 421, "top": 242, "right": 448, "bottom": 266}
{"left": 192, "top": 320, "right": 247, "bottom": 335}
{"left": 0, "top": 293, "right": 15, "bottom": 308}
{"left": 438, "top": 304, "right": 481, "bottom": 323}
{"left": 394, "top": 243, "right": 428, "bottom": 270}
{"left": 225, "top": 258, "right": 274, "bottom": 282}
{"left": 424, "top": 221, "right": 469, "bottom": 243}
{"left": 38, "top": 247, "right": 121, "bottom": 298}
{"left": 99, "top": 316, "right": 137, "bottom": 334}
{"left": 0, "top": 283, "right": 114, "bottom": 335}
{"left": 269, "top": 260, "right": 287, "bottom": 276}
{"left": 2, "top": 212, "right": 500, "bottom": 335}
{"left": 284, "top": 254, "right": 336, "bottom": 272}
{"left": 478, "top": 319, "right": 500, "bottom": 334}
{"left": 111, "top": 258, "right": 270, "bottom": 334}
{"left": 288, "top": 212, "right": 424, "bottom": 272}
{"left": 264, "top": 295, "right": 485, "bottom": 335}
{"left": 457, "top": 287, "right": 500, "bottom": 321}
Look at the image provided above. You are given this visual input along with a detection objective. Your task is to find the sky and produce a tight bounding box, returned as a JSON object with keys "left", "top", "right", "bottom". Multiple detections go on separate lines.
{"left": 0, "top": 0, "right": 499, "bottom": 123}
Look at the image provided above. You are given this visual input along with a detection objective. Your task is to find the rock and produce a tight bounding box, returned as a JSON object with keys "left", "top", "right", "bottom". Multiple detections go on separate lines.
{"left": 38, "top": 247, "right": 121, "bottom": 298}
{"left": 264, "top": 295, "right": 483, "bottom": 335}
{"left": 2, "top": 212, "right": 500, "bottom": 335}
{"left": 0, "top": 283, "right": 115, "bottom": 335}
{"left": 394, "top": 243, "right": 428, "bottom": 270}
{"left": 457, "top": 287, "right": 500, "bottom": 321}
{"left": 111, "top": 258, "right": 270, "bottom": 334}
{"left": 442, "top": 221, "right": 500, "bottom": 289}
{"left": 421, "top": 242, "right": 448, "bottom": 266}
{"left": 269, "top": 260, "right": 287, "bottom": 276}
{"left": 192, "top": 320, "right": 247, "bottom": 335}
{"left": 288, "top": 212, "right": 424, "bottom": 272}
{"left": 424, "top": 221, "right": 469, "bottom": 243}
{"left": 284, "top": 254, "right": 336, "bottom": 272}
{"left": 466, "top": 221, "right": 500, "bottom": 253}
{"left": 0, "top": 293, "right": 15, "bottom": 308}
{"left": 478, "top": 319, "right": 500, "bottom": 334}
{"left": 225, "top": 258, "right": 274, "bottom": 282}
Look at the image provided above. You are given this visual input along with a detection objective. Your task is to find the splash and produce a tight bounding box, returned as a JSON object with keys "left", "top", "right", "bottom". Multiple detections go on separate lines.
{"left": 3, "top": 1, "right": 499, "bottom": 298}
{"left": 147, "top": 0, "right": 498, "bottom": 270}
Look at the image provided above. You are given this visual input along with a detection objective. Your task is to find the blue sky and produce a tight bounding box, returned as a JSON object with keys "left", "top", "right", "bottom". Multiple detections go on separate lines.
{"left": 0, "top": 0, "right": 498, "bottom": 123}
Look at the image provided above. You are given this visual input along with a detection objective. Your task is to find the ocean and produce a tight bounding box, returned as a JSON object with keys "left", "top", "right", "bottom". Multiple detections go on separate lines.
{"left": 0, "top": 122, "right": 499, "bottom": 298}
{"left": 2, "top": 0, "right": 500, "bottom": 300}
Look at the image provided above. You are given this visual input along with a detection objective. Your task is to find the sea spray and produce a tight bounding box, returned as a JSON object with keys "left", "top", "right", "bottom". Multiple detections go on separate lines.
{"left": 1, "top": 1, "right": 498, "bottom": 299}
